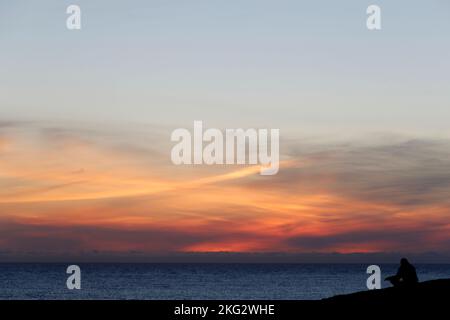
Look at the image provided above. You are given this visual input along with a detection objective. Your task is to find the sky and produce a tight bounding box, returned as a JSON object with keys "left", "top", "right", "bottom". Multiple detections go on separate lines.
{"left": 0, "top": 1, "right": 450, "bottom": 261}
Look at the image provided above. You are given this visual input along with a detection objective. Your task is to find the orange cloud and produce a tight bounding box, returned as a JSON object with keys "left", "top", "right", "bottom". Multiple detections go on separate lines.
{"left": 1, "top": 123, "right": 450, "bottom": 256}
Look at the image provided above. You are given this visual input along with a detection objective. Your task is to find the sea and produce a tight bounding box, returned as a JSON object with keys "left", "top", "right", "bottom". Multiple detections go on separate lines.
{"left": 0, "top": 263, "right": 449, "bottom": 300}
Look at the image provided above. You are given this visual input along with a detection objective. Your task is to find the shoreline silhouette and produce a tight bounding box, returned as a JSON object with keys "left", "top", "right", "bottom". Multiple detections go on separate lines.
{"left": 323, "top": 278, "right": 450, "bottom": 304}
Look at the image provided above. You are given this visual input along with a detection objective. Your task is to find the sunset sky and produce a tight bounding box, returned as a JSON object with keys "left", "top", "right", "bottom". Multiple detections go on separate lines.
{"left": 1, "top": 1, "right": 450, "bottom": 260}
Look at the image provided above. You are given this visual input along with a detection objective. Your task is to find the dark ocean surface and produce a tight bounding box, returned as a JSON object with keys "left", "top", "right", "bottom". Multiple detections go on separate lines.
{"left": 1, "top": 263, "right": 449, "bottom": 300}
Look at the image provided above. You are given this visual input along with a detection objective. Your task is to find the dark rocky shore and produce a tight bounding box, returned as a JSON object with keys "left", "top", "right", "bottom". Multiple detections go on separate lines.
{"left": 323, "top": 278, "right": 450, "bottom": 305}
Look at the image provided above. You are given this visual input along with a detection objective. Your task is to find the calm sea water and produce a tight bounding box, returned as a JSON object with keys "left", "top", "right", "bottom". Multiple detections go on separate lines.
{"left": 0, "top": 263, "right": 449, "bottom": 300}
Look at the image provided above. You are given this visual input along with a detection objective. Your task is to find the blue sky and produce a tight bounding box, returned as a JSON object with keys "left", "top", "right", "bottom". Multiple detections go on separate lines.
{"left": 1, "top": 0, "right": 449, "bottom": 135}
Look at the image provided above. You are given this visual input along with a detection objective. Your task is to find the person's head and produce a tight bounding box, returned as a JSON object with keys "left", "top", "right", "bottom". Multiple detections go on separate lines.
{"left": 400, "top": 258, "right": 409, "bottom": 266}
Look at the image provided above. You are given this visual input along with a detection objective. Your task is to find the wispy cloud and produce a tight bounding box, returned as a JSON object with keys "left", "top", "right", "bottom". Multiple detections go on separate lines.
{"left": 1, "top": 121, "right": 450, "bottom": 257}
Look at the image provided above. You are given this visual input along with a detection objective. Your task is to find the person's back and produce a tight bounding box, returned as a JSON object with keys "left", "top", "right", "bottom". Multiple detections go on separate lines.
{"left": 397, "top": 259, "right": 418, "bottom": 284}
{"left": 385, "top": 258, "right": 419, "bottom": 287}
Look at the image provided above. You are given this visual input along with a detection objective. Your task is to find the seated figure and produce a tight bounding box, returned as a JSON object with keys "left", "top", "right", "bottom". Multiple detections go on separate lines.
{"left": 385, "top": 258, "right": 419, "bottom": 287}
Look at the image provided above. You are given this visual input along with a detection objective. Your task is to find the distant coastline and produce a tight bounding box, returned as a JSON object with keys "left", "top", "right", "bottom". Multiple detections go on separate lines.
{"left": 1, "top": 251, "right": 450, "bottom": 264}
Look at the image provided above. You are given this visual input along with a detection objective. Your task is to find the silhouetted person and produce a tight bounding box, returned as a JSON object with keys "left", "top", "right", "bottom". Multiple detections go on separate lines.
{"left": 385, "top": 258, "right": 419, "bottom": 287}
